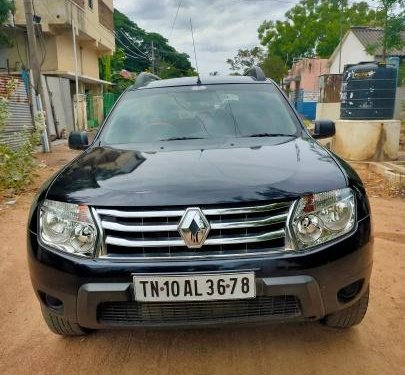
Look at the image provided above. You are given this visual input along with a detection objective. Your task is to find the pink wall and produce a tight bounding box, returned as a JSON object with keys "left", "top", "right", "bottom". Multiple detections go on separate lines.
{"left": 286, "top": 58, "right": 329, "bottom": 92}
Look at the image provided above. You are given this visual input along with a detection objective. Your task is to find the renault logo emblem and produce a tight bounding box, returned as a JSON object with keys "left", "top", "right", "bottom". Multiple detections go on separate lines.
{"left": 178, "top": 208, "right": 210, "bottom": 249}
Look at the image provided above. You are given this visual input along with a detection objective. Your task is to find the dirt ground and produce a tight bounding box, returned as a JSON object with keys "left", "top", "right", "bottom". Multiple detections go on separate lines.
{"left": 0, "top": 144, "right": 404, "bottom": 375}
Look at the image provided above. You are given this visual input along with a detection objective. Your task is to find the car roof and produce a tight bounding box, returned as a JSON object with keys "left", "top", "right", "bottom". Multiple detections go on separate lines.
{"left": 135, "top": 75, "right": 274, "bottom": 89}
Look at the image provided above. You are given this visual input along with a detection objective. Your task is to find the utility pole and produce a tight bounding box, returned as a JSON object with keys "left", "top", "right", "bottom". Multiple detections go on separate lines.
{"left": 72, "top": 17, "right": 80, "bottom": 131}
{"left": 151, "top": 41, "right": 155, "bottom": 74}
{"left": 338, "top": 0, "right": 343, "bottom": 73}
{"left": 23, "top": 0, "right": 51, "bottom": 152}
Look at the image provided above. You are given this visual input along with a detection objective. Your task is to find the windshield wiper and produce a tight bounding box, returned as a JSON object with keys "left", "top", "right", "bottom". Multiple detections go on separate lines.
{"left": 245, "top": 133, "right": 296, "bottom": 138}
{"left": 160, "top": 136, "right": 207, "bottom": 142}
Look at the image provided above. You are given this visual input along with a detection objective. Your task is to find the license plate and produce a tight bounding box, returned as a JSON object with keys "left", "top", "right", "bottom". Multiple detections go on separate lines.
{"left": 133, "top": 272, "right": 255, "bottom": 302}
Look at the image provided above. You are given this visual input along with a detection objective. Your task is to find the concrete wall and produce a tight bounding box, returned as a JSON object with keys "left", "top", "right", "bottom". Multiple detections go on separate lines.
{"left": 73, "top": 94, "right": 88, "bottom": 131}
{"left": 55, "top": 33, "right": 76, "bottom": 73}
{"left": 42, "top": 36, "right": 59, "bottom": 72}
{"left": 333, "top": 119, "right": 401, "bottom": 161}
{"left": 79, "top": 44, "right": 100, "bottom": 78}
{"left": 83, "top": 0, "right": 115, "bottom": 51}
{"left": 316, "top": 102, "right": 341, "bottom": 122}
{"left": 394, "top": 87, "right": 405, "bottom": 122}
{"left": 0, "top": 31, "right": 27, "bottom": 72}
{"left": 0, "top": 31, "right": 58, "bottom": 73}
{"left": 329, "top": 31, "right": 373, "bottom": 74}
{"left": 103, "top": 0, "right": 113, "bottom": 10}
{"left": 52, "top": 31, "right": 100, "bottom": 80}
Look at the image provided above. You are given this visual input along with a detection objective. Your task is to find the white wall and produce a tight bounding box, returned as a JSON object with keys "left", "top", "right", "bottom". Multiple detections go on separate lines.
{"left": 316, "top": 103, "right": 341, "bottom": 122}
{"left": 394, "top": 87, "right": 405, "bottom": 121}
{"left": 329, "top": 31, "right": 374, "bottom": 74}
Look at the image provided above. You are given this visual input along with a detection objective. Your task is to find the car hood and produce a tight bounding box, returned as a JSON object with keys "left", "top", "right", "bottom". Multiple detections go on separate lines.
{"left": 46, "top": 138, "right": 347, "bottom": 207}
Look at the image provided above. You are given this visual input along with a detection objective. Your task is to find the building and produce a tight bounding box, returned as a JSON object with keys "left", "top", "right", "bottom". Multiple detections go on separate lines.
{"left": 329, "top": 26, "right": 405, "bottom": 74}
{"left": 0, "top": 0, "right": 115, "bottom": 136}
{"left": 283, "top": 58, "right": 329, "bottom": 120}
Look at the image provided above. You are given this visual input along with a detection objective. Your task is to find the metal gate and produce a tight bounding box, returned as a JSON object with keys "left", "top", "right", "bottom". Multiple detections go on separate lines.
{"left": 45, "top": 76, "right": 74, "bottom": 136}
{"left": 103, "top": 92, "right": 118, "bottom": 118}
{"left": 0, "top": 75, "right": 33, "bottom": 149}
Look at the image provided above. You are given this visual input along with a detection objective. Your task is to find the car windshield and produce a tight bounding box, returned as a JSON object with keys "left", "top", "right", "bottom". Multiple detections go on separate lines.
{"left": 101, "top": 83, "right": 300, "bottom": 145}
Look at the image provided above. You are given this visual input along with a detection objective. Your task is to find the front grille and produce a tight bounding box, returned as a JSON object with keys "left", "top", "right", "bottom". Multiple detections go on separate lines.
{"left": 98, "top": 296, "right": 301, "bottom": 324}
{"left": 94, "top": 201, "right": 292, "bottom": 259}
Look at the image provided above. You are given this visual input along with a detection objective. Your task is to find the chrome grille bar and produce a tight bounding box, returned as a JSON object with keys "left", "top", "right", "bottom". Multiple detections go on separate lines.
{"left": 96, "top": 208, "right": 184, "bottom": 218}
{"left": 102, "top": 221, "right": 178, "bottom": 232}
{"left": 96, "top": 202, "right": 291, "bottom": 219}
{"left": 100, "top": 212, "right": 288, "bottom": 233}
{"left": 105, "top": 229, "right": 285, "bottom": 248}
{"left": 95, "top": 201, "right": 292, "bottom": 257}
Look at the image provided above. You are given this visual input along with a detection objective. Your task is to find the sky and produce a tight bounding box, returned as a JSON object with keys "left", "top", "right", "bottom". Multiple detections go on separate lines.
{"left": 114, "top": 0, "right": 299, "bottom": 75}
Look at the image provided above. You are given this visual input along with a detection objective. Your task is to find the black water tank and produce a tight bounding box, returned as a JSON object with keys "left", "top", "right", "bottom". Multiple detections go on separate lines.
{"left": 340, "top": 62, "right": 397, "bottom": 120}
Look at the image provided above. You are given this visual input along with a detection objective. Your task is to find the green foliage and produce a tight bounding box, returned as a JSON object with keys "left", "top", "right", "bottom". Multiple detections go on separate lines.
{"left": 377, "top": 0, "right": 405, "bottom": 59}
{"left": 110, "top": 72, "right": 134, "bottom": 94}
{"left": 261, "top": 55, "right": 288, "bottom": 83}
{"left": 113, "top": 9, "right": 194, "bottom": 78}
{"left": 226, "top": 47, "right": 265, "bottom": 72}
{"left": 384, "top": 12, "right": 405, "bottom": 53}
{"left": 258, "top": 0, "right": 384, "bottom": 66}
{"left": 226, "top": 48, "right": 287, "bottom": 82}
{"left": 99, "top": 55, "right": 112, "bottom": 83}
{"left": 0, "top": 128, "right": 40, "bottom": 191}
{"left": 399, "top": 58, "right": 405, "bottom": 86}
{"left": 364, "top": 1, "right": 404, "bottom": 60}
{"left": 0, "top": 78, "right": 41, "bottom": 192}
{"left": 111, "top": 48, "right": 126, "bottom": 72}
{"left": 0, "top": 0, "right": 15, "bottom": 47}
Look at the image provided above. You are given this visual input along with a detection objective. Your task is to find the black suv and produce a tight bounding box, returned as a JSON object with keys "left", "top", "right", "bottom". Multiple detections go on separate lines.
{"left": 28, "top": 68, "right": 373, "bottom": 336}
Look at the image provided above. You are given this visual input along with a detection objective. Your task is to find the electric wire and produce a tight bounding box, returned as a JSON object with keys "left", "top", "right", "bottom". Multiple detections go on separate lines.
{"left": 189, "top": 18, "right": 199, "bottom": 76}
{"left": 118, "top": 28, "right": 150, "bottom": 58}
{"left": 114, "top": 32, "right": 151, "bottom": 61}
{"left": 169, "top": 0, "right": 183, "bottom": 37}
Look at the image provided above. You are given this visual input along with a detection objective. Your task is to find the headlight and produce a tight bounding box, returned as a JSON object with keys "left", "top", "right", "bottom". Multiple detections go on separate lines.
{"left": 289, "top": 188, "right": 355, "bottom": 249}
{"left": 39, "top": 200, "right": 97, "bottom": 257}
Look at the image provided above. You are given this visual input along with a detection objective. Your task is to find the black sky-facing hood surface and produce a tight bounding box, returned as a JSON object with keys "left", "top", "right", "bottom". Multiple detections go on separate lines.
{"left": 46, "top": 138, "right": 347, "bottom": 207}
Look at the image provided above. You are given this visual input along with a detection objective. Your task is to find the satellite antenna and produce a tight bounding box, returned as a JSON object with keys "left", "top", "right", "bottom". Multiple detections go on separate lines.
{"left": 189, "top": 18, "right": 201, "bottom": 85}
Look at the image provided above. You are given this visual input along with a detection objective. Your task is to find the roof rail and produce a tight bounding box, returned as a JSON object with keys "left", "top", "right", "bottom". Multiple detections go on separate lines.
{"left": 244, "top": 66, "right": 266, "bottom": 81}
{"left": 133, "top": 72, "right": 161, "bottom": 88}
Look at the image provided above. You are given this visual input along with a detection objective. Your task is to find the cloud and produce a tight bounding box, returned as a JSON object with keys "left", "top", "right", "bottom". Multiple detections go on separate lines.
{"left": 113, "top": 0, "right": 296, "bottom": 74}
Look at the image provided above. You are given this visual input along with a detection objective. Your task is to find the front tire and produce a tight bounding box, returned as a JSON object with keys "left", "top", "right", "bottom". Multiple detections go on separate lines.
{"left": 323, "top": 286, "right": 369, "bottom": 328}
{"left": 41, "top": 305, "right": 89, "bottom": 336}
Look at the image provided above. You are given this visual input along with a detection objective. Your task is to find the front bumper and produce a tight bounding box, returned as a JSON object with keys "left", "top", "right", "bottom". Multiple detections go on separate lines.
{"left": 28, "top": 216, "right": 372, "bottom": 329}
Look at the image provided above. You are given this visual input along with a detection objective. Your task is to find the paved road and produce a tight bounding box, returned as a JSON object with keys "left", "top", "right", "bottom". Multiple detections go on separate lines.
{"left": 0, "top": 145, "right": 404, "bottom": 375}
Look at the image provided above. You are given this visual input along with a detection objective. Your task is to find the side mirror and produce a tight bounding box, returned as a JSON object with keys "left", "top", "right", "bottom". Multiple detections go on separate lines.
{"left": 68, "top": 131, "right": 89, "bottom": 150}
{"left": 312, "top": 120, "right": 335, "bottom": 139}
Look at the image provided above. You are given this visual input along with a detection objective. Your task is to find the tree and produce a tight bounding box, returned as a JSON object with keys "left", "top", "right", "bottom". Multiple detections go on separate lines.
{"left": 261, "top": 55, "right": 288, "bottom": 83}
{"left": 113, "top": 10, "right": 194, "bottom": 77}
{"left": 0, "top": 0, "right": 15, "bottom": 46}
{"left": 111, "top": 48, "right": 126, "bottom": 73}
{"left": 367, "top": 0, "right": 405, "bottom": 60}
{"left": 258, "top": 0, "right": 384, "bottom": 66}
{"left": 226, "top": 47, "right": 265, "bottom": 73}
{"left": 226, "top": 47, "right": 287, "bottom": 82}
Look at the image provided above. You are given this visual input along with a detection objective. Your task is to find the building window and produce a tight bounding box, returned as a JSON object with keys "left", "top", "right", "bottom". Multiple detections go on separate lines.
{"left": 88, "top": 0, "right": 94, "bottom": 9}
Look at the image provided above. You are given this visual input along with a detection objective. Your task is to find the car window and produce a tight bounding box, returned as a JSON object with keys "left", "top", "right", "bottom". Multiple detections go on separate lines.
{"left": 101, "top": 83, "right": 300, "bottom": 144}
